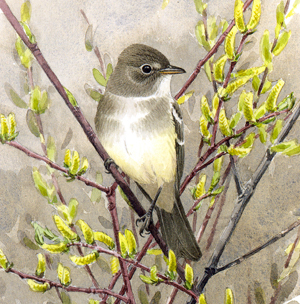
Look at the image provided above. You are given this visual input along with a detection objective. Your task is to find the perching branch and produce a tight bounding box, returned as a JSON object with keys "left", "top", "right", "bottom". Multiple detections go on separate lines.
{"left": 0, "top": 0, "right": 168, "bottom": 258}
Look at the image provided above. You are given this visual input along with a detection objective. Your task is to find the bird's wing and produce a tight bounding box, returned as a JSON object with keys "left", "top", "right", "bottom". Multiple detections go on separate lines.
{"left": 171, "top": 101, "right": 184, "bottom": 189}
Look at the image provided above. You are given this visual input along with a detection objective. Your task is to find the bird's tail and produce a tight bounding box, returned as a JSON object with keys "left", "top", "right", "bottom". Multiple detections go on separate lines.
{"left": 156, "top": 192, "right": 202, "bottom": 261}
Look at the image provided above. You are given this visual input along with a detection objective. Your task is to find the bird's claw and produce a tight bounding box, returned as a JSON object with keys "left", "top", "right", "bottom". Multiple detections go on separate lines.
{"left": 104, "top": 158, "right": 118, "bottom": 174}
{"left": 136, "top": 213, "right": 152, "bottom": 237}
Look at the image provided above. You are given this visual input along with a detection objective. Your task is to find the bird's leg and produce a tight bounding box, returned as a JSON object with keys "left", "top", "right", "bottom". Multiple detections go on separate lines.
{"left": 136, "top": 185, "right": 163, "bottom": 236}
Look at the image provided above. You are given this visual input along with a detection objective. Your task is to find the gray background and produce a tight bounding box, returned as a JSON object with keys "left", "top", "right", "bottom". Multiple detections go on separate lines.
{"left": 1, "top": 0, "right": 300, "bottom": 303}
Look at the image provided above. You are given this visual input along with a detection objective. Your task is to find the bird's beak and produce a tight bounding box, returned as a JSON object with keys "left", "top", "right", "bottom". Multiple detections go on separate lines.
{"left": 159, "top": 65, "right": 186, "bottom": 74}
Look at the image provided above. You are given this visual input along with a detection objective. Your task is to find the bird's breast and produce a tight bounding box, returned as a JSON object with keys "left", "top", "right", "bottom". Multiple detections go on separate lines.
{"left": 96, "top": 93, "right": 177, "bottom": 186}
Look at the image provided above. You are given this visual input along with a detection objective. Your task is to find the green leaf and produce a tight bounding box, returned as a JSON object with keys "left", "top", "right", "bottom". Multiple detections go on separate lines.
{"left": 229, "top": 112, "right": 241, "bottom": 129}
{"left": 64, "top": 87, "right": 78, "bottom": 107}
{"left": 252, "top": 75, "right": 260, "bottom": 92}
{"left": 150, "top": 291, "right": 161, "bottom": 304}
{"left": 234, "top": 0, "right": 246, "bottom": 33}
{"left": 138, "top": 285, "right": 150, "bottom": 304}
{"left": 260, "top": 30, "right": 272, "bottom": 65}
{"left": 265, "top": 79, "right": 285, "bottom": 112}
{"left": 225, "top": 288, "right": 234, "bottom": 304}
{"left": 68, "top": 198, "right": 78, "bottom": 221}
{"left": 47, "top": 136, "right": 56, "bottom": 162}
{"left": 254, "top": 282, "right": 266, "bottom": 304}
{"left": 147, "top": 249, "right": 163, "bottom": 255}
{"left": 277, "top": 93, "right": 295, "bottom": 111}
{"left": 30, "top": 86, "right": 41, "bottom": 113}
{"left": 60, "top": 291, "right": 71, "bottom": 304}
{"left": 204, "top": 58, "right": 213, "bottom": 81}
{"left": 247, "top": 0, "right": 261, "bottom": 30}
{"left": 106, "top": 63, "right": 113, "bottom": 80}
{"left": 20, "top": 1, "right": 32, "bottom": 23}
{"left": 85, "top": 24, "right": 93, "bottom": 52}
{"left": 254, "top": 104, "right": 266, "bottom": 120}
{"left": 275, "top": 1, "right": 285, "bottom": 38}
{"left": 23, "top": 236, "right": 39, "bottom": 250}
{"left": 208, "top": 171, "right": 220, "bottom": 192}
{"left": 199, "top": 294, "right": 208, "bottom": 304}
{"left": 270, "top": 140, "right": 296, "bottom": 153}
{"left": 258, "top": 125, "right": 267, "bottom": 143}
{"left": 270, "top": 119, "right": 283, "bottom": 144}
{"left": 213, "top": 156, "right": 223, "bottom": 173}
{"left": 211, "top": 186, "right": 224, "bottom": 195}
{"left": 93, "top": 68, "right": 107, "bottom": 87}
{"left": 195, "top": 21, "right": 211, "bottom": 51}
{"left": 7, "top": 86, "right": 28, "bottom": 108}
{"left": 208, "top": 16, "right": 218, "bottom": 41}
{"left": 194, "top": 0, "right": 207, "bottom": 15}
{"left": 32, "top": 167, "right": 50, "bottom": 197}
{"left": 213, "top": 54, "right": 228, "bottom": 82}
{"left": 225, "top": 26, "right": 237, "bottom": 59}
{"left": 38, "top": 91, "right": 49, "bottom": 114}
{"left": 76, "top": 219, "right": 94, "bottom": 244}
{"left": 272, "top": 30, "right": 291, "bottom": 56}
{"left": 20, "top": 21, "right": 35, "bottom": 43}
{"left": 161, "top": 0, "right": 170, "bottom": 9}
{"left": 184, "top": 264, "right": 194, "bottom": 289}
{"left": 177, "top": 90, "right": 194, "bottom": 105}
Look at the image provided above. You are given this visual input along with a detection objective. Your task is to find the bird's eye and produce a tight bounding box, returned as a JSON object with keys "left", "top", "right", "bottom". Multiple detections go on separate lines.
{"left": 141, "top": 64, "right": 152, "bottom": 74}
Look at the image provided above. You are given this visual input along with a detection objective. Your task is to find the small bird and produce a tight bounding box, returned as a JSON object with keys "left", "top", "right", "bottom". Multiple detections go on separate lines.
{"left": 95, "top": 44, "right": 201, "bottom": 261}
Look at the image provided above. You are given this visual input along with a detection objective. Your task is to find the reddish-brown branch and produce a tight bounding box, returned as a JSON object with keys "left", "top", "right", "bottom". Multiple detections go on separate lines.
{"left": 174, "top": 0, "right": 254, "bottom": 100}
{"left": 197, "top": 162, "right": 232, "bottom": 243}
{"left": 186, "top": 193, "right": 212, "bottom": 217}
{"left": 4, "top": 266, "right": 129, "bottom": 302}
{"left": 7, "top": 141, "right": 109, "bottom": 193}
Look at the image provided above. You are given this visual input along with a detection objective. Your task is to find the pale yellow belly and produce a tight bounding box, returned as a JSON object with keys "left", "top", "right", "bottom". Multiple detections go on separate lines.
{"left": 103, "top": 126, "right": 177, "bottom": 187}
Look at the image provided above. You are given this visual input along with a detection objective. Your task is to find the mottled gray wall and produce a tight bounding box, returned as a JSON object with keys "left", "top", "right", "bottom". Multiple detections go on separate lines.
{"left": 1, "top": 0, "right": 300, "bottom": 303}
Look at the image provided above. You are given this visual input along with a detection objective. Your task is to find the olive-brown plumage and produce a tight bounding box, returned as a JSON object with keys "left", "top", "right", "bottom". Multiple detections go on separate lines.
{"left": 95, "top": 44, "right": 201, "bottom": 261}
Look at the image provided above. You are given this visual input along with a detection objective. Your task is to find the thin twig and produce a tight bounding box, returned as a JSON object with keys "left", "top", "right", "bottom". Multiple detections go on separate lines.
{"left": 106, "top": 191, "right": 136, "bottom": 304}
{"left": 216, "top": 219, "right": 300, "bottom": 273}
{"left": 174, "top": 0, "right": 254, "bottom": 100}
{"left": 205, "top": 164, "right": 232, "bottom": 248}
{"left": 7, "top": 141, "right": 109, "bottom": 193}
{"left": 197, "top": 162, "right": 232, "bottom": 244}
{"left": 3, "top": 266, "right": 130, "bottom": 302}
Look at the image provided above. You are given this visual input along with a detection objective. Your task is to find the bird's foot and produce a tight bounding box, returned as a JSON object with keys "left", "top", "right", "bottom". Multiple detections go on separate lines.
{"left": 136, "top": 212, "right": 153, "bottom": 237}
{"left": 104, "top": 158, "right": 118, "bottom": 174}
